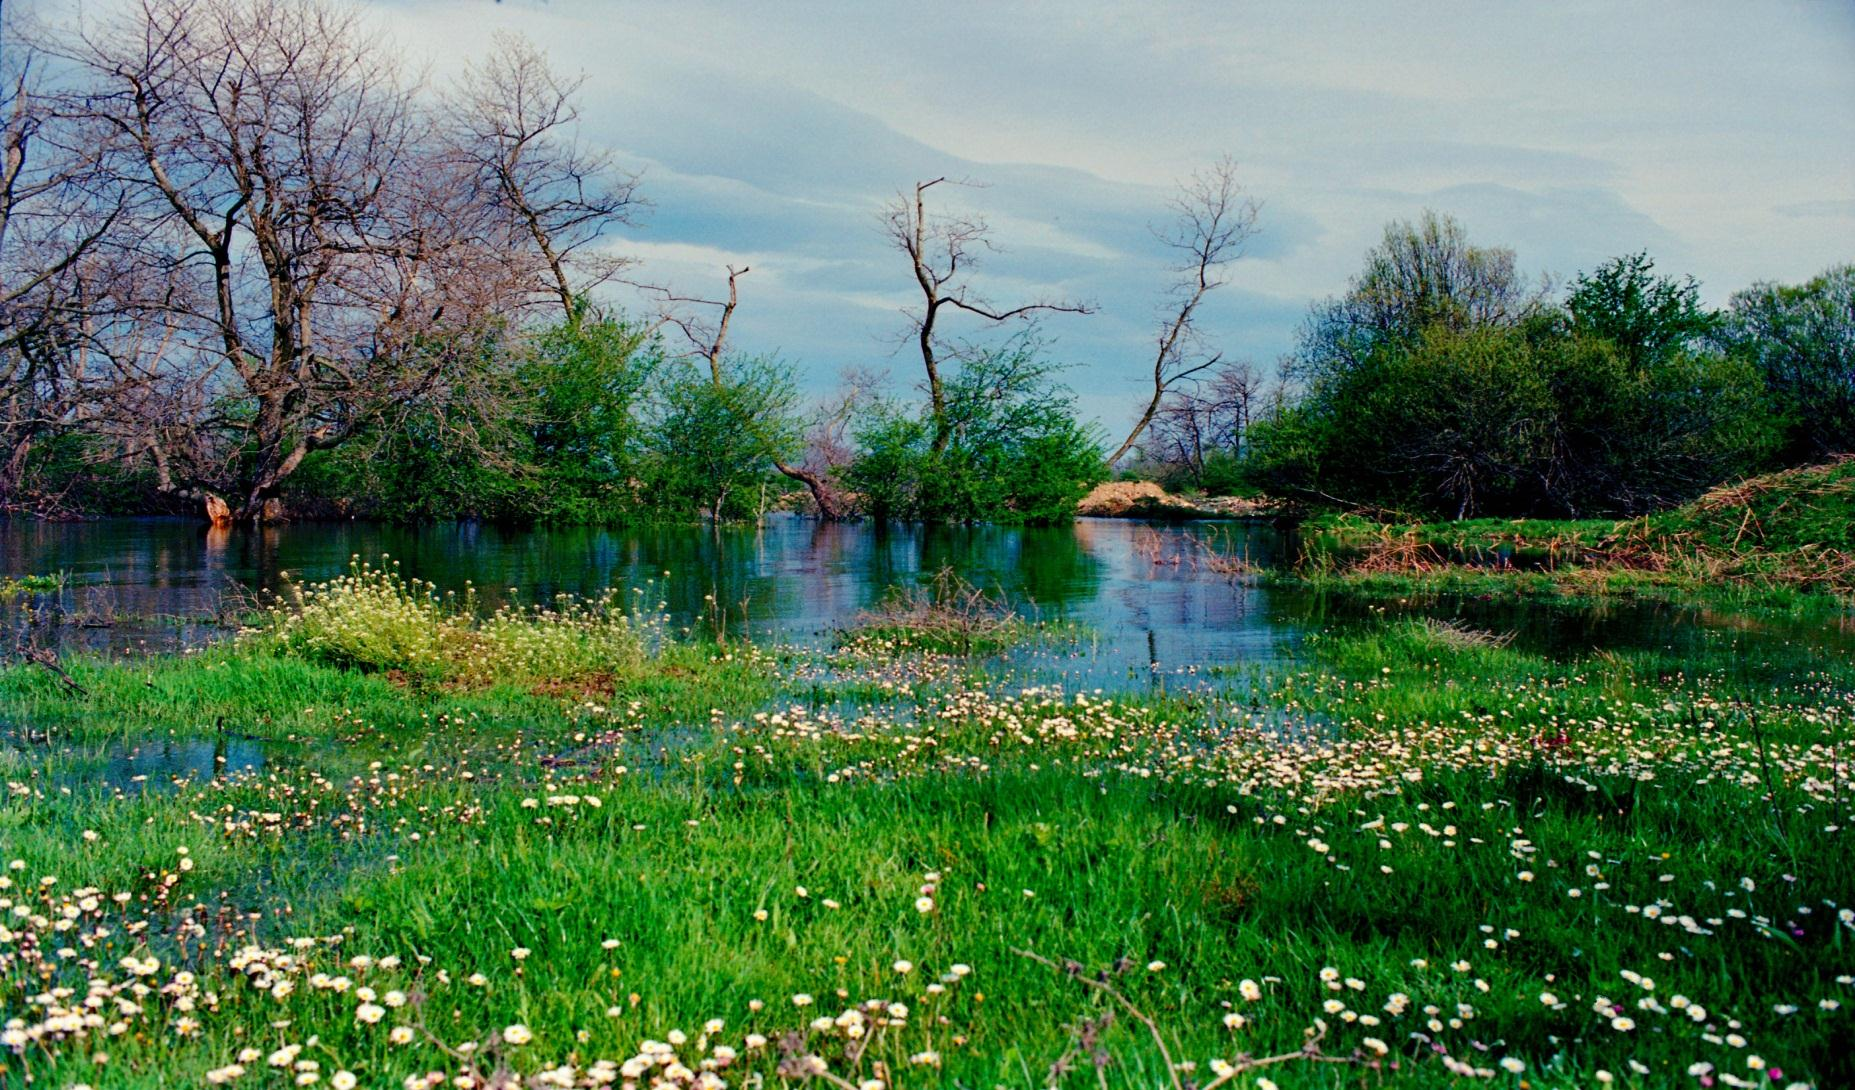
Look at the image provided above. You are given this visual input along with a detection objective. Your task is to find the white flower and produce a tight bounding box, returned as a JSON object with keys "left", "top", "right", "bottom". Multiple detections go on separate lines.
{"left": 502, "top": 1024, "right": 533, "bottom": 1046}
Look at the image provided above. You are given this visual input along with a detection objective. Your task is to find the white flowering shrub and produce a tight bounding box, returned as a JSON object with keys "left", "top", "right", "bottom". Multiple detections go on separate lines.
{"left": 257, "top": 558, "right": 658, "bottom": 687}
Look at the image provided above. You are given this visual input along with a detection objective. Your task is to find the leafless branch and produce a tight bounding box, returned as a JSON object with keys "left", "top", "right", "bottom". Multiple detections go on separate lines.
{"left": 1109, "top": 156, "right": 1259, "bottom": 465}
{"left": 881, "top": 176, "right": 1093, "bottom": 453}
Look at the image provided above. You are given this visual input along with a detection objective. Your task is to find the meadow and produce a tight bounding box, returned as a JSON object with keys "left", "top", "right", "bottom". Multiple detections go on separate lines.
{"left": 1, "top": 564, "right": 1850, "bottom": 1090}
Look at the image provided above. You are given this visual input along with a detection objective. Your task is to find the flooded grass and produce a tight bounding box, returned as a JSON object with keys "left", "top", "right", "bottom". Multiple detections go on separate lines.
{"left": 0, "top": 566, "right": 1851, "bottom": 1089}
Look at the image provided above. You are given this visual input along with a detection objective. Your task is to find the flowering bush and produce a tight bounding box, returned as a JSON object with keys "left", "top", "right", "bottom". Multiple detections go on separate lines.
{"left": 259, "top": 558, "right": 659, "bottom": 688}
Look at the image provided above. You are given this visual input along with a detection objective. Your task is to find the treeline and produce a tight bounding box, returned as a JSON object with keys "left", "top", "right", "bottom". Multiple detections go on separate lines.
{"left": 1137, "top": 214, "right": 1852, "bottom": 520}
{"left": 4, "top": 0, "right": 1233, "bottom": 527}
{"left": 2, "top": 1, "right": 1846, "bottom": 528}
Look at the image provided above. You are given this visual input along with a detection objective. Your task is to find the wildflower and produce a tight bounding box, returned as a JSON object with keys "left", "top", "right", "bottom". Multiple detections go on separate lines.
{"left": 914, "top": 896, "right": 935, "bottom": 913}
{"left": 1239, "top": 979, "right": 1262, "bottom": 1001}
{"left": 332, "top": 1074, "right": 357, "bottom": 1090}
{"left": 502, "top": 1024, "right": 533, "bottom": 1046}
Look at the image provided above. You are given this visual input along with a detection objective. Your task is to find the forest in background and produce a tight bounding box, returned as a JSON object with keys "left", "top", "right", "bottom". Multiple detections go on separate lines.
{"left": 2, "top": 0, "right": 1849, "bottom": 527}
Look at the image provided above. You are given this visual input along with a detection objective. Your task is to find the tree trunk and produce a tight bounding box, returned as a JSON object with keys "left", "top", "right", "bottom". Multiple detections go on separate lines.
{"left": 774, "top": 459, "right": 848, "bottom": 521}
{"left": 1109, "top": 389, "right": 1165, "bottom": 466}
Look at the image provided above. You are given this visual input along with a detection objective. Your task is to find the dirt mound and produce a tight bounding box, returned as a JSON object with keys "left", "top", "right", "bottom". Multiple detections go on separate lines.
{"left": 1076, "top": 481, "right": 1212, "bottom": 518}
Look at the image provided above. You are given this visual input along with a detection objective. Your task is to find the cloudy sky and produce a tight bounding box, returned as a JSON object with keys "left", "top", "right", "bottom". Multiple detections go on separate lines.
{"left": 67, "top": 0, "right": 1855, "bottom": 429}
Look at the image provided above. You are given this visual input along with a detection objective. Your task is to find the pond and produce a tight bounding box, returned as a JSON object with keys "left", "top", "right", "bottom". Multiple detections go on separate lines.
{"left": 3, "top": 514, "right": 1849, "bottom": 687}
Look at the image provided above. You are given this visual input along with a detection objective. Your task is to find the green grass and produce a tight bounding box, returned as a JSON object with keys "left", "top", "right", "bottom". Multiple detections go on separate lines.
{"left": 1, "top": 571, "right": 1851, "bottom": 1090}
{"left": 0, "top": 573, "right": 64, "bottom": 601}
{"left": 1291, "top": 459, "right": 1855, "bottom": 607}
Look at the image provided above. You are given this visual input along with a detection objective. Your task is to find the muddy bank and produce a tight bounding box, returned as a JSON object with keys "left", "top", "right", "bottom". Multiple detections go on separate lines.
{"left": 1076, "top": 481, "right": 1281, "bottom": 519}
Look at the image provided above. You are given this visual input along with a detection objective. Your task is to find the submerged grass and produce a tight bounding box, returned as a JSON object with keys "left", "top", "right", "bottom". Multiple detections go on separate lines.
{"left": 1, "top": 563, "right": 1851, "bottom": 1090}
{"left": 835, "top": 568, "right": 1065, "bottom": 658}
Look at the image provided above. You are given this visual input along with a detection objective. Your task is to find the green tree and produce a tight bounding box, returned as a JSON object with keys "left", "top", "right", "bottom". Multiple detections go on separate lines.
{"left": 844, "top": 338, "right": 1105, "bottom": 524}
{"left": 1248, "top": 233, "right": 1773, "bottom": 519}
{"left": 1724, "top": 264, "right": 1855, "bottom": 461}
{"left": 646, "top": 356, "right": 803, "bottom": 522}
{"left": 1292, "top": 210, "right": 1539, "bottom": 390}
{"left": 290, "top": 314, "right": 662, "bottom": 523}
{"left": 1567, "top": 253, "right": 1716, "bottom": 367}
{"left": 517, "top": 315, "right": 662, "bottom": 520}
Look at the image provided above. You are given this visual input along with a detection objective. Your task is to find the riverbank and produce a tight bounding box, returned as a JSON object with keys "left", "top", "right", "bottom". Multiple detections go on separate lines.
{"left": 2, "top": 566, "right": 1849, "bottom": 1089}
{"left": 1286, "top": 460, "right": 1855, "bottom": 607}
{"left": 1076, "top": 480, "right": 1284, "bottom": 520}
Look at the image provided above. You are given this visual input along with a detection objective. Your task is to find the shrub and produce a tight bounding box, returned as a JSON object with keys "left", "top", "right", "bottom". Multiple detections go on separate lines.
{"left": 258, "top": 559, "right": 658, "bottom": 687}
{"left": 842, "top": 338, "right": 1105, "bottom": 523}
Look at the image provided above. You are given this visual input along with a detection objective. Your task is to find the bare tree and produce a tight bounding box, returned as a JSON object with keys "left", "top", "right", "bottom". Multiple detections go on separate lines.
{"left": 1108, "top": 157, "right": 1258, "bottom": 465}
{"left": 1140, "top": 358, "right": 1264, "bottom": 481}
{"left": 446, "top": 31, "right": 642, "bottom": 322}
{"left": 0, "top": 18, "right": 137, "bottom": 510}
{"left": 650, "top": 263, "right": 751, "bottom": 385}
{"left": 882, "top": 178, "right": 1091, "bottom": 454}
{"left": 50, "top": 0, "right": 537, "bottom": 523}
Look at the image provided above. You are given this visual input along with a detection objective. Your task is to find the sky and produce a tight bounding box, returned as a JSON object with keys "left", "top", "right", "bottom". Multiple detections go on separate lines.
{"left": 47, "top": 0, "right": 1855, "bottom": 432}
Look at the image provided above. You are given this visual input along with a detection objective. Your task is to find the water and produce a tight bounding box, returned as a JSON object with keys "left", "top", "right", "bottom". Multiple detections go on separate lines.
{"left": 3, "top": 515, "right": 1850, "bottom": 683}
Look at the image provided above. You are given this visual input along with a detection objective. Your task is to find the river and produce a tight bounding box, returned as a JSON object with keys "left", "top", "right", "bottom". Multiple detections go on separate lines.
{"left": 4, "top": 514, "right": 1848, "bottom": 687}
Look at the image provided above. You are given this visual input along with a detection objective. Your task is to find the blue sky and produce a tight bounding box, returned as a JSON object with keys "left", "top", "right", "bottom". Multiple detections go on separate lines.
{"left": 61, "top": 1, "right": 1855, "bottom": 430}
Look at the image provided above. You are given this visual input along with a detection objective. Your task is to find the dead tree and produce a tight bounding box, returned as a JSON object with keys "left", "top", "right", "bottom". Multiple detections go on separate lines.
{"left": 1108, "top": 157, "right": 1259, "bottom": 465}
{"left": 1142, "top": 358, "right": 1264, "bottom": 480}
{"left": 882, "top": 178, "right": 1091, "bottom": 454}
{"left": 446, "top": 31, "right": 642, "bottom": 322}
{"left": 0, "top": 29, "right": 124, "bottom": 509}
{"left": 53, "top": 0, "right": 536, "bottom": 523}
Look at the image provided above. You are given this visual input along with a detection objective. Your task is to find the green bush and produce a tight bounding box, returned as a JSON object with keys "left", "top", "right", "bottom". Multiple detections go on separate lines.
{"left": 260, "top": 559, "right": 657, "bottom": 687}
{"left": 1247, "top": 241, "right": 1776, "bottom": 518}
{"left": 642, "top": 355, "right": 803, "bottom": 521}
{"left": 842, "top": 339, "right": 1105, "bottom": 523}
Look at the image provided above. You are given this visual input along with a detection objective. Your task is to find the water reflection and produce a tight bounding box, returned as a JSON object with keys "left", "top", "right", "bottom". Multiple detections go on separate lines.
{"left": 3, "top": 515, "right": 1849, "bottom": 682}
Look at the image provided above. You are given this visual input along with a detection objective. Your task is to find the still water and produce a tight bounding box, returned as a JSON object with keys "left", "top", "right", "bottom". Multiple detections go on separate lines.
{"left": 3, "top": 514, "right": 1848, "bottom": 685}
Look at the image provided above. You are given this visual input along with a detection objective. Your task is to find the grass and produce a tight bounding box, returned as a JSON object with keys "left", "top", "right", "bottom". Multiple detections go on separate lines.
{"left": 0, "top": 573, "right": 64, "bottom": 601}
{"left": 1290, "top": 459, "right": 1855, "bottom": 607}
{"left": 1, "top": 564, "right": 1851, "bottom": 1089}
{"left": 834, "top": 568, "right": 1061, "bottom": 658}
